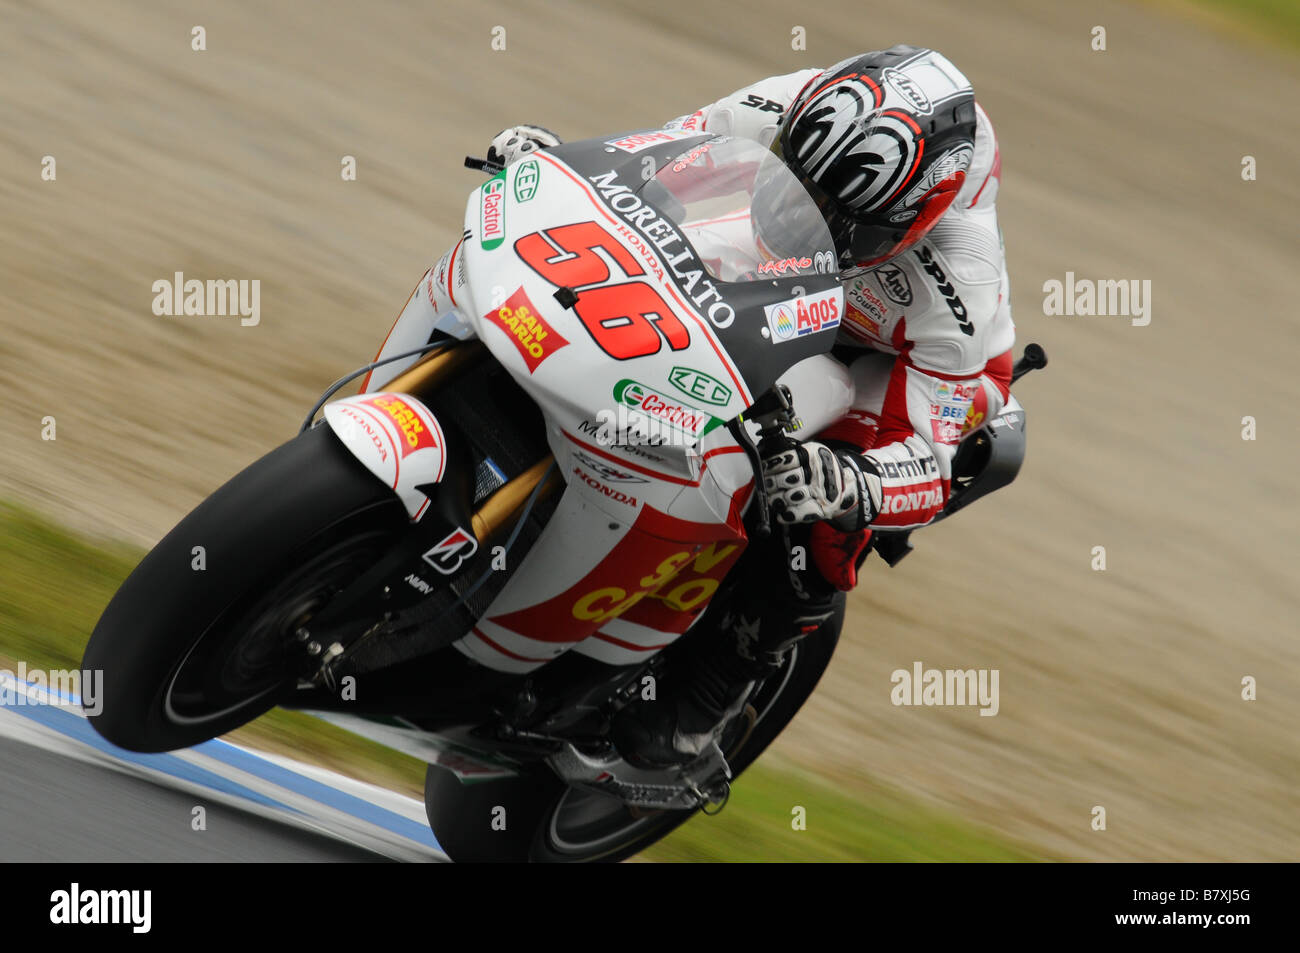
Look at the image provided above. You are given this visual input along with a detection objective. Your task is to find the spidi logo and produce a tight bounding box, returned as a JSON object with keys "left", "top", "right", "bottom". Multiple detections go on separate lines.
{"left": 479, "top": 172, "right": 506, "bottom": 250}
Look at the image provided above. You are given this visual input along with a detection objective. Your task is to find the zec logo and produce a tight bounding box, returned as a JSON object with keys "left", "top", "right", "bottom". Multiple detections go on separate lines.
{"left": 668, "top": 366, "right": 732, "bottom": 407}
{"left": 513, "top": 159, "right": 540, "bottom": 202}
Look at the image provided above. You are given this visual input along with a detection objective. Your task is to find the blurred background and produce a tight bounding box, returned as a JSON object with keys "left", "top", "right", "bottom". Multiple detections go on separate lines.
{"left": 1, "top": 0, "right": 1297, "bottom": 860}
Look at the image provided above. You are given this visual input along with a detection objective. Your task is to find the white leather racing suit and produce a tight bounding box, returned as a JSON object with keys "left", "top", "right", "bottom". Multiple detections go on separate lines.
{"left": 668, "top": 68, "right": 1015, "bottom": 545}
{"left": 368, "top": 68, "right": 1015, "bottom": 588}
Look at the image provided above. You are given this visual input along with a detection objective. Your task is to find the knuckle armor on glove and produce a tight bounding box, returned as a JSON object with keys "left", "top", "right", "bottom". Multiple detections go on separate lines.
{"left": 762, "top": 441, "right": 882, "bottom": 531}
{"left": 486, "top": 124, "right": 562, "bottom": 167}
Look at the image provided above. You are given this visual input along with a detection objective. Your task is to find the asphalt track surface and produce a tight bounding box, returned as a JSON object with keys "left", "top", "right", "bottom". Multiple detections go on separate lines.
{"left": 0, "top": 676, "right": 445, "bottom": 862}
{"left": 0, "top": 735, "right": 382, "bottom": 862}
{"left": 1, "top": 0, "right": 1297, "bottom": 860}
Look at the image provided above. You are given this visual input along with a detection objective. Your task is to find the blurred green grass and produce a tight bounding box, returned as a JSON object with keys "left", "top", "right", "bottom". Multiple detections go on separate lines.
{"left": 0, "top": 500, "right": 430, "bottom": 798}
{"left": 0, "top": 500, "right": 1049, "bottom": 861}
{"left": 646, "top": 759, "right": 1049, "bottom": 861}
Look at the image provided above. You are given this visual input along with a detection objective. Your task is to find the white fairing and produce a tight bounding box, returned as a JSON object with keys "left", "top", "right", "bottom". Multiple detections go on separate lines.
{"left": 322, "top": 392, "right": 446, "bottom": 520}
{"left": 346, "top": 141, "right": 854, "bottom": 674}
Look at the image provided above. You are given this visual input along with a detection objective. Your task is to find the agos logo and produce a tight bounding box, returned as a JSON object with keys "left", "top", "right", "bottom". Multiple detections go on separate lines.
{"left": 795, "top": 293, "right": 840, "bottom": 335}
{"left": 770, "top": 305, "right": 796, "bottom": 340}
{"left": 934, "top": 381, "right": 977, "bottom": 402}
{"left": 764, "top": 288, "right": 841, "bottom": 342}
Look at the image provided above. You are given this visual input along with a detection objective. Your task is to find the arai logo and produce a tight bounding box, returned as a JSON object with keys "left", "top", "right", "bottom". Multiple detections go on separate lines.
{"left": 513, "top": 159, "right": 540, "bottom": 202}
{"left": 883, "top": 67, "right": 933, "bottom": 115}
{"left": 479, "top": 172, "right": 506, "bottom": 250}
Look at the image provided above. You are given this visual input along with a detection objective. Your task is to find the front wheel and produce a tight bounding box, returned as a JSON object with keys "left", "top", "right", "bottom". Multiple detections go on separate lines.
{"left": 424, "top": 597, "right": 844, "bottom": 862}
{"left": 82, "top": 424, "right": 407, "bottom": 752}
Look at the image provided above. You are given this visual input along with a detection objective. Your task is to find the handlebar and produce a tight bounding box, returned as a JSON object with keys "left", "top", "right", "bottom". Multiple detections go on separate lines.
{"left": 1010, "top": 343, "right": 1048, "bottom": 385}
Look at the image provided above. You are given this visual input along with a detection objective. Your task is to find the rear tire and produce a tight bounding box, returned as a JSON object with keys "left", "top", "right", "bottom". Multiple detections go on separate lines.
{"left": 423, "top": 598, "right": 844, "bottom": 862}
{"left": 82, "top": 424, "right": 407, "bottom": 752}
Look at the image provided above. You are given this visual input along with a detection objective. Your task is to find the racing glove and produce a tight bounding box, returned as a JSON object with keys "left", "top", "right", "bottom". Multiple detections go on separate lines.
{"left": 486, "top": 124, "right": 563, "bottom": 167}
{"left": 762, "top": 441, "right": 883, "bottom": 531}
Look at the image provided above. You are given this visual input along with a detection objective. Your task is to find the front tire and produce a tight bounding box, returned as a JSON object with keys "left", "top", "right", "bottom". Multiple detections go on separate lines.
{"left": 82, "top": 424, "right": 407, "bottom": 752}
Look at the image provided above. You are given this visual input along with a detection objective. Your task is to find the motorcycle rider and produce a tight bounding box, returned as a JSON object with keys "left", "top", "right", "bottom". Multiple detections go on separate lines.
{"left": 478, "top": 46, "right": 1017, "bottom": 768}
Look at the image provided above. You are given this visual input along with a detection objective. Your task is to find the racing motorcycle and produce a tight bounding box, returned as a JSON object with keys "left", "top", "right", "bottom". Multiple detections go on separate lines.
{"left": 81, "top": 128, "right": 1045, "bottom": 862}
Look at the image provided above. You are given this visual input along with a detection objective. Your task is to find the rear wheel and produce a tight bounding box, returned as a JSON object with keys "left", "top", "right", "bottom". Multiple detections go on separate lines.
{"left": 423, "top": 598, "right": 844, "bottom": 862}
{"left": 82, "top": 424, "right": 407, "bottom": 752}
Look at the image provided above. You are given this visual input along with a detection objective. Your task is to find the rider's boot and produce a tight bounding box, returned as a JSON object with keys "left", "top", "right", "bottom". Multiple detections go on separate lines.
{"left": 610, "top": 526, "right": 846, "bottom": 769}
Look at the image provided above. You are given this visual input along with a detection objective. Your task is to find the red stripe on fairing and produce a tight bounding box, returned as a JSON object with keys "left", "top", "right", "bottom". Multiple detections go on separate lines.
{"left": 563, "top": 431, "right": 747, "bottom": 489}
{"left": 726, "top": 482, "right": 755, "bottom": 535}
{"left": 446, "top": 238, "right": 462, "bottom": 307}
{"left": 592, "top": 630, "right": 670, "bottom": 652}
{"left": 537, "top": 152, "right": 752, "bottom": 406}
{"left": 360, "top": 278, "right": 422, "bottom": 392}
{"left": 701, "top": 446, "right": 746, "bottom": 464}
{"left": 471, "top": 627, "right": 551, "bottom": 663}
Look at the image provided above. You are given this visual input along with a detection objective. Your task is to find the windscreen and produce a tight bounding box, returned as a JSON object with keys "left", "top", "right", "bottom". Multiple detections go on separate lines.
{"left": 639, "top": 137, "right": 837, "bottom": 283}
